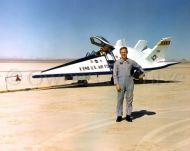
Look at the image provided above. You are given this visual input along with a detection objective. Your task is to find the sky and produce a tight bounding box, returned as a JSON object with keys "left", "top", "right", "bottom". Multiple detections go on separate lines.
{"left": 0, "top": 0, "right": 190, "bottom": 60}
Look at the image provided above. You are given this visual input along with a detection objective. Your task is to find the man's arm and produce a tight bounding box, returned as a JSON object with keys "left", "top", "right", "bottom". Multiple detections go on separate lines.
{"left": 113, "top": 62, "right": 121, "bottom": 92}
{"left": 132, "top": 60, "right": 145, "bottom": 79}
{"left": 113, "top": 62, "right": 119, "bottom": 84}
{"left": 132, "top": 60, "right": 144, "bottom": 72}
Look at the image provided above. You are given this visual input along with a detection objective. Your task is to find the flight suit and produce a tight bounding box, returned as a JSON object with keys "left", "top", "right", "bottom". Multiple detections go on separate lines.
{"left": 113, "top": 58, "right": 143, "bottom": 117}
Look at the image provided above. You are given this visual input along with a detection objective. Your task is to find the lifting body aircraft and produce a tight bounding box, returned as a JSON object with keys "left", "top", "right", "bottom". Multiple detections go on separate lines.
{"left": 32, "top": 36, "right": 178, "bottom": 85}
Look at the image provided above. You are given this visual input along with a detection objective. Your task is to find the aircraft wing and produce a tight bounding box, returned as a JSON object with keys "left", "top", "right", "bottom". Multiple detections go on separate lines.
{"left": 32, "top": 55, "right": 112, "bottom": 78}
{"left": 143, "top": 61, "right": 179, "bottom": 71}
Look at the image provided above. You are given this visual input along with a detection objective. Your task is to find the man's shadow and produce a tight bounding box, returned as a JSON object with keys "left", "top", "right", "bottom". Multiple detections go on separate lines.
{"left": 131, "top": 110, "right": 156, "bottom": 120}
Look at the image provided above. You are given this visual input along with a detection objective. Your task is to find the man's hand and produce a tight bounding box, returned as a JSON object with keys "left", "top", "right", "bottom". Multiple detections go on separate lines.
{"left": 116, "top": 84, "right": 121, "bottom": 92}
{"left": 139, "top": 73, "right": 145, "bottom": 80}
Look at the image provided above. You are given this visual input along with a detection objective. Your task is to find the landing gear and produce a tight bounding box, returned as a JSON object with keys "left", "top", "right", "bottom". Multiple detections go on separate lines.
{"left": 77, "top": 80, "right": 88, "bottom": 87}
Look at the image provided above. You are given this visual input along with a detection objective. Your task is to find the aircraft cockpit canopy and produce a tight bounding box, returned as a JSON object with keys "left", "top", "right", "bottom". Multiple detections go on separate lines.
{"left": 90, "top": 36, "right": 114, "bottom": 52}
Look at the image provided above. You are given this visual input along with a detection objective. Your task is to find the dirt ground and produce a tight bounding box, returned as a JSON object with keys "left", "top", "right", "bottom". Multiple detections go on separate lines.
{"left": 0, "top": 62, "right": 190, "bottom": 151}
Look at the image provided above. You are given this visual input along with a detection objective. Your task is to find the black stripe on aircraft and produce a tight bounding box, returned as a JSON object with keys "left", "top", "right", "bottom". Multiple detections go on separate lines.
{"left": 33, "top": 71, "right": 112, "bottom": 78}
{"left": 42, "top": 55, "right": 100, "bottom": 73}
{"left": 143, "top": 62, "right": 179, "bottom": 71}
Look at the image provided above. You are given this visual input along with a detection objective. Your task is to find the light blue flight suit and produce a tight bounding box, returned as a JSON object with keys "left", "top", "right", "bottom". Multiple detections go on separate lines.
{"left": 113, "top": 58, "right": 143, "bottom": 117}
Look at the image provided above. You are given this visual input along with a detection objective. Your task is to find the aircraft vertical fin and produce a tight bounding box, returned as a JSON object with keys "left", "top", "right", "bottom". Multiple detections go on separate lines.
{"left": 146, "top": 37, "right": 171, "bottom": 62}
{"left": 134, "top": 40, "right": 148, "bottom": 51}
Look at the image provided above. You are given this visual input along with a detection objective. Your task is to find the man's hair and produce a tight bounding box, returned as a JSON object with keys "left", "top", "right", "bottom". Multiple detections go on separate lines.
{"left": 120, "top": 47, "right": 128, "bottom": 53}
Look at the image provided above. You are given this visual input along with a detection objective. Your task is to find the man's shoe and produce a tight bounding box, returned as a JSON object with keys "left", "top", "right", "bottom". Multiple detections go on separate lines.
{"left": 116, "top": 116, "right": 122, "bottom": 122}
{"left": 126, "top": 115, "right": 132, "bottom": 122}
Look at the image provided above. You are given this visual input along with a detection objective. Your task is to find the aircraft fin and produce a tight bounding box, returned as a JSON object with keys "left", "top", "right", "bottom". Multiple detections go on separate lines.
{"left": 134, "top": 40, "right": 148, "bottom": 51}
{"left": 146, "top": 37, "right": 171, "bottom": 62}
{"left": 114, "top": 39, "right": 127, "bottom": 49}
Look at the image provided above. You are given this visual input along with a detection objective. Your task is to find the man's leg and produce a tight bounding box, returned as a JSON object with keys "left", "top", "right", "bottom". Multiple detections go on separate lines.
{"left": 126, "top": 81, "right": 134, "bottom": 122}
{"left": 116, "top": 88, "right": 125, "bottom": 117}
{"left": 126, "top": 90, "right": 133, "bottom": 116}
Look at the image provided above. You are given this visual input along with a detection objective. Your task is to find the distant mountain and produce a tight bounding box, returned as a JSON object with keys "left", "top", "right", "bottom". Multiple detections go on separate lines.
{"left": 167, "top": 58, "right": 190, "bottom": 63}
{"left": 0, "top": 58, "right": 76, "bottom": 62}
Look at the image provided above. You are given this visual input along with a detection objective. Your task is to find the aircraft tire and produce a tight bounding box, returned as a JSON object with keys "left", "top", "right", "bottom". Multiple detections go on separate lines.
{"left": 77, "top": 80, "right": 88, "bottom": 87}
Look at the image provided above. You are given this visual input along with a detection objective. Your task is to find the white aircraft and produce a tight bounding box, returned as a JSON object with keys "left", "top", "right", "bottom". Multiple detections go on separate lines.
{"left": 32, "top": 36, "right": 178, "bottom": 85}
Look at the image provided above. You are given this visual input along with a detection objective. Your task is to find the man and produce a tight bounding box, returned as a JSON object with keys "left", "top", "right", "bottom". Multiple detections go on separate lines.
{"left": 96, "top": 45, "right": 110, "bottom": 56}
{"left": 113, "top": 47, "right": 144, "bottom": 122}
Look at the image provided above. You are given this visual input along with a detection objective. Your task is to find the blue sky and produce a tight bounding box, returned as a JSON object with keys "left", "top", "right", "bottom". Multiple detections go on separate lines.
{"left": 0, "top": 0, "right": 190, "bottom": 60}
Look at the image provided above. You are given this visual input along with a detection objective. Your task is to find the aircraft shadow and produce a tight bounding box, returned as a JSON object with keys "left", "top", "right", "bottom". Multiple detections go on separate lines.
{"left": 86, "top": 79, "right": 180, "bottom": 86}
{"left": 43, "top": 81, "right": 113, "bottom": 90}
{"left": 43, "top": 79, "right": 180, "bottom": 90}
{"left": 131, "top": 110, "right": 156, "bottom": 120}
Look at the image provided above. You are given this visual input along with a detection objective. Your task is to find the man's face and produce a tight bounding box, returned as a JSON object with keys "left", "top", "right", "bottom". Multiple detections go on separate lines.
{"left": 120, "top": 48, "right": 128, "bottom": 60}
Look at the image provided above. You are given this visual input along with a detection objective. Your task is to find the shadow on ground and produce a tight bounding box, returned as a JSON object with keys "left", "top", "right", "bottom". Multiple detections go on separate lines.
{"left": 54, "top": 79, "right": 180, "bottom": 89}
{"left": 131, "top": 110, "right": 156, "bottom": 120}
{"left": 29, "top": 79, "right": 181, "bottom": 90}
{"left": 0, "top": 79, "right": 180, "bottom": 93}
{"left": 134, "top": 79, "right": 180, "bottom": 84}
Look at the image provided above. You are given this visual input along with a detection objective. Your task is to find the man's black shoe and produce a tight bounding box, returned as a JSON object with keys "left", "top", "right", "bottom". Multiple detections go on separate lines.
{"left": 126, "top": 115, "right": 132, "bottom": 122}
{"left": 116, "top": 116, "right": 122, "bottom": 122}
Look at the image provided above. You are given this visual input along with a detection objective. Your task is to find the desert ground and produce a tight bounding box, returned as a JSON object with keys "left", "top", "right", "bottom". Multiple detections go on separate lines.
{"left": 0, "top": 61, "right": 190, "bottom": 151}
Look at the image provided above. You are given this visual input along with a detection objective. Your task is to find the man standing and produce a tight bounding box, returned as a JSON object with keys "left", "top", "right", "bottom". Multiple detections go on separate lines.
{"left": 113, "top": 47, "right": 144, "bottom": 122}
